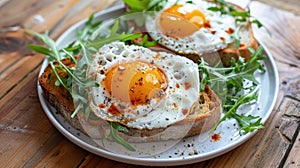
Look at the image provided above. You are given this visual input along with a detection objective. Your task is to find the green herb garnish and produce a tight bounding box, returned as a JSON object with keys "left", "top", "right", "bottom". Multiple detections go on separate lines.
{"left": 199, "top": 46, "right": 266, "bottom": 134}
{"left": 207, "top": 0, "right": 263, "bottom": 25}
{"left": 123, "top": 0, "right": 168, "bottom": 13}
{"left": 200, "top": 46, "right": 265, "bottom": 92}
{"left": 109, "top": 122, "right": 136, "bottom": 151}
{"left": 138, "top": 34, "right": 157, "bottom": 47}
{"left": 87, "top": 19, "right": 157, "bottom": 49}
{"left": 122, "top": 0, "right": 168, "bottom": 26}
{"left": 231, "top": 26, "right": 241, "bottom": 49}
{"left": 27, "top": 14, "right": 102, "bottom": 121}
{"left": 215, "top": 85, "right": 264, "bottom": 135}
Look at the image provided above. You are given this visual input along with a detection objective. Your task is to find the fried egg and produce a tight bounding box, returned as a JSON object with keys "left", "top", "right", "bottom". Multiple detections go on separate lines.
{"left": 88, "top": 42, "right": 199, "bottom": 129}
{"left": 145, "top": 0, "right": 236, "bottom": 55}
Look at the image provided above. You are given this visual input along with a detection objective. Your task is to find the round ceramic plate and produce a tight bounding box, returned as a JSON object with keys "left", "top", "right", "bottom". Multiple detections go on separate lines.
{"left": 37, "top": 4, "right": 279, "bottom": 166}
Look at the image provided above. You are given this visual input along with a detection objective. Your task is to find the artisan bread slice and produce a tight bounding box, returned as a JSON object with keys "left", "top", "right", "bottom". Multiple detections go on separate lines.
{"left": 39, "top": 57, "right": 84, "bottom": 131}
{"left": 39, "top": 57, "right": 221, "bottom": 142}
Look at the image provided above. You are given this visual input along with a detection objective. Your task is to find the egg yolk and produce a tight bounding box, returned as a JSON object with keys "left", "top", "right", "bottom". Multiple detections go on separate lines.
{"left": 158, "top": 4, "right": 208, "bottom": 39}
{"left": 103, "top": 61, "right": 168, "bottom": 107}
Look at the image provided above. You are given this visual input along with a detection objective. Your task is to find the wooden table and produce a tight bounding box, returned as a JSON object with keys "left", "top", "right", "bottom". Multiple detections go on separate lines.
{"left": 1, "top": 0, "right": 299, "bottom": 167}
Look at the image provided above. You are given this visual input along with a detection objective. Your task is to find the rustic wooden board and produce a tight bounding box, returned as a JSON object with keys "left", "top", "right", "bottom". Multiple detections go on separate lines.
{"left": 21, "top": 0, "right": 116, "bottom": 39}
{"left": 0, "top": 0, "right": 52, "bottom": 28}
{"left": 253, "top": 0, "right": 300, "bottom": 15}
{"left": 285, "top": 132, "right": 300, "bottom": 167}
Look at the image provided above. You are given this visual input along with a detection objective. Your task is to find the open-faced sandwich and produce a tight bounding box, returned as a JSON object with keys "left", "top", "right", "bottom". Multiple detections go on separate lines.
{"left": 30, "top": 0, "right": 266, "bottom": 151}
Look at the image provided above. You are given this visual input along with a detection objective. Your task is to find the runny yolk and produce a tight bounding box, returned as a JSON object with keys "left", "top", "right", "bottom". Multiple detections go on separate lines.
{"left": 103, "top": 61, "right": 168, "bottom": 107}
{"left": 158, "top": 4, "right": 208, "bottom": 39}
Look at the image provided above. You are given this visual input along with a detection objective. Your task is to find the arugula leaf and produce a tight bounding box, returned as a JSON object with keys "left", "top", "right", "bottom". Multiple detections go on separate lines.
{"left": 251, "top": 19, "right": 263, "bottom": 28}
{"left": 27, "top": 45, "right": 52, "bottom": 56}
{"left": 199, "top": 60, "right": 210, "bottom": 92}
{"left": 78, "top": 14, "right": 103, "bottom": 41}
{"left": 234, "top": 114, "right": 264, "bottom": 135}
{"left": 87, "top": 19, "right": 157, "bottom": 49}
{"left": 186, "top": 1, "right": 194, "bottom": 4}
{"left": 199, "top": 46, "right": 265, "bottom": 94}
{"left": 146, "top": 0, "right": 168, "bottom": 11}
{"left": 231, "top": 10, "right": 251, "bottom": 22}
{"left": 122, "top": 0, "right": 168, "bottom": 26}
{"left": 231, "top": 26, "right": 241, "bottom": 49}
{"left": 87, "top": 19, "right": 126, "bottom": 49}
{"left": 199, "top": 46, "right": 266, "bottom": 134}
{"left": 123, "top": 0, "right": 150, "bottom": 11}
{"left": 214, "top": 85, "right": 264, "bottom": 135}
{"left": 87, "top": 33, "right": 142, "bottom": 49}
{"left": 109, "top": 122, "right": 136, "bottom": 151}
{"left": 207, "top": 0, "right": 268, "bottom": 32}
{"left": 130, "top": 34, "right": 158, "bottom": 47}
{"left": 141, "top": 34, "right": 157, "bottom": 47}
{"left": 124, "top": 0, "right": 168, "bottom": 13}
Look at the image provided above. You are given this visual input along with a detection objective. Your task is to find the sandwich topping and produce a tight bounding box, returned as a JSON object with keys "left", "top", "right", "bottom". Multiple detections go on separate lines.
{"left": 88, "top": 42, "right": 200, "bottom": 129}
{"left": 146, "top": 0, "right": 236, "bottom": 55}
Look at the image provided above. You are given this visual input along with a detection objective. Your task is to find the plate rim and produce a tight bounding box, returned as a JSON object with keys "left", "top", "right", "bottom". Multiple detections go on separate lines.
{"left": 37, "top": 4, "right": 279, "bottom": 166}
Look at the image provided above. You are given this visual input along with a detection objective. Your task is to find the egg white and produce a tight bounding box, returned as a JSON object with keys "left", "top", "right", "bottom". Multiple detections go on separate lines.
{"left": 145, "top": 0, "right": 236, "bottom": 55}
{"left": 88, "top": 42, "right": 200, "bottom": 129}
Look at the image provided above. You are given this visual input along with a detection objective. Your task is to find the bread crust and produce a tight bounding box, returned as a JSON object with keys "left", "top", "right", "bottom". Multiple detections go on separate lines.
{"left": 38, "top": 57, "right": 84, "bottom": 131}
{"left": 218, "top": 16, "right": 259, "bottom": 66}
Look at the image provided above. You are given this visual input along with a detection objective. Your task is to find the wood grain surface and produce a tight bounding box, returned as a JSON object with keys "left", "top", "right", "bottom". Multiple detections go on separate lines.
{"left": 0, "top": 0, "right": 300, "bottom": 167}
{"left": 254, "top": 0, "right": 300, "bottom": 15}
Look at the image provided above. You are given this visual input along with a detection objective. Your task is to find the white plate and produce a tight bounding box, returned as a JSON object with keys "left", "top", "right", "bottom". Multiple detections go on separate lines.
{"left": 37, "top": 4, "right": 279, "bottom": 166}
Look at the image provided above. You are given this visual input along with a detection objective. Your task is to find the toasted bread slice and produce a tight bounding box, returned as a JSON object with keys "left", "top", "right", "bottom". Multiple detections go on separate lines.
{"left": 39, "top": 56, "right": 221, "bottom": 142}
{"left": 128, "top": 2, "right": 258, "bottom": 67}
{"left": 39, "top": 57, "right": 84, "bottom": 131}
